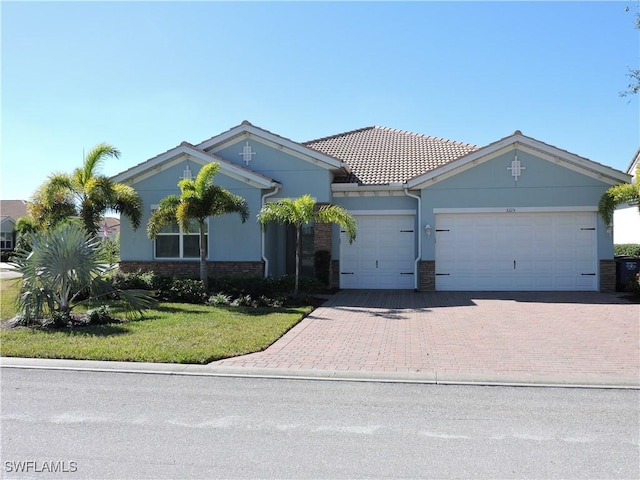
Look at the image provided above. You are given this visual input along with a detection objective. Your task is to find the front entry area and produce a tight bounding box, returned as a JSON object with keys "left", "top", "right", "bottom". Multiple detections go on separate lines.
{"left": 434, "top": 211, "right": 598, "bottom": 291}
{"left": 340, "top": 214, "right": 416, "bottom": 289}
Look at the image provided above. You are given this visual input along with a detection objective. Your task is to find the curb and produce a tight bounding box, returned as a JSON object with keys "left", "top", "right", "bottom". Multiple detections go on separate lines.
{"left": 2, "top": 357, "right": 638, "bottom": 389}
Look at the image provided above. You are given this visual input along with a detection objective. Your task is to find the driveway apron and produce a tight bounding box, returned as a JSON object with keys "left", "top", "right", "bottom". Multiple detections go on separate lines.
{"left": 211, "top": 291, "right": 639, "bottom": 385}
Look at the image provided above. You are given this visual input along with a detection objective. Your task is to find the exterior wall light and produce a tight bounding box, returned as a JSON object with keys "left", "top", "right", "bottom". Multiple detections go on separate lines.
{"left": 425, "top": 224, "right": 432, "bottom": 237}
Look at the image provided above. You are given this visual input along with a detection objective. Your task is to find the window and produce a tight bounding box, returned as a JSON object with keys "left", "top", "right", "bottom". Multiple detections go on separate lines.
{"left": 155, "top": 219, "right": 207, "bottom": 259}
{"left": 0, "top": 232, "right": 13, "bottom": 250}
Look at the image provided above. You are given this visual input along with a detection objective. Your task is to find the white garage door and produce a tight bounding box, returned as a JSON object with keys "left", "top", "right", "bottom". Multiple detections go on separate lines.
{"left": 435, "top": 211, "right": 598, "bottom": 291}
{"left": 340, "top": 215, "right": 415, "bottom": 289}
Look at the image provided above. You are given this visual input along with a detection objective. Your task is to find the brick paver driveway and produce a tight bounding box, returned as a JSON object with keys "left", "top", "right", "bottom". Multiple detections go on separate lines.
{"left": 212, "top": 291, "right": 640, "bottom": 385}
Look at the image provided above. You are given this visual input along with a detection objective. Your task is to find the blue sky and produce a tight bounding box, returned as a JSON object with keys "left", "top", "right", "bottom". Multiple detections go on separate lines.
{"left": 1, "top": 1, "right": 638, "bottom": 201}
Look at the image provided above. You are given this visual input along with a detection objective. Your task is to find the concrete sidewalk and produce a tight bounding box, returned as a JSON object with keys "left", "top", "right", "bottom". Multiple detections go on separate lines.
{"left": 3, "top": 291, "right": 639, "bottom": 389}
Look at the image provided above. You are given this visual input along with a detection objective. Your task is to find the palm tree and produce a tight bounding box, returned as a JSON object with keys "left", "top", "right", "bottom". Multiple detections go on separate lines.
{"left": 598, "top": 165, "right": 640, "bottom": 228}
{"left": 147, "top": 162, "right": 249, "bottom": 290}
{"left": 257, "top": 194, "right": 357, "bottom": 296}
{"left": 11, "top": 223, "right": 155, "bottom": 325}
{"left": 29, "top": 143, "right": 142, "bottom": 235}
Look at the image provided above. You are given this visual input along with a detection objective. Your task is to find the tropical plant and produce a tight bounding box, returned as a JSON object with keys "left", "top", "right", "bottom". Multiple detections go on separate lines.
{"left": 147, "top": 162, "right": 249, "bottom": 289}
{"left": 257, "top": 194, "right": 357, "bottom": 296}
{"left": 598, "top": 165, "right": 640, "bottom": 227}
{"left": 28, "top": 143, "right": 142, "bottom": 236}
{"left": 10, "top": 223, "right": 155, "bottom": 326}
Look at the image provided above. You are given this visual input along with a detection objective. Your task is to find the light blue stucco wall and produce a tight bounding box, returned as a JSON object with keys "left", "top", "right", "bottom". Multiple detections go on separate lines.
{"left": 419, "top": 150, "right": 614, "bottom": 261}
{"left": 120, "top": 138, "right": 335, "bottom": 263}
{"left": 120, "top": 161, "right": 263, "bottom": 262}
{"left": 213, "top": 139, "right": 333, "bottom": 202}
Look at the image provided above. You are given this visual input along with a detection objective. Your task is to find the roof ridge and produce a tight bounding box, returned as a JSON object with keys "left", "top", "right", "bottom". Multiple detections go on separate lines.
{"left": 303, "top": 126, "right": 377, "bottom": 145}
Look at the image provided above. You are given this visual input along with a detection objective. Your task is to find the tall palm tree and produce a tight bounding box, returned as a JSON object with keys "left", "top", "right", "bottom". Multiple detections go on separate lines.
{"left": 147, "top": 162, "right": 249, "bottom": 290}
{"left": 257, "top": 194, "right": 357, "bottom": 296}
{"left": 29, "top": 143, "right": 142, "bottom": 235}
{"left": 598, "top": 165, "right": 640, "bottom": 228}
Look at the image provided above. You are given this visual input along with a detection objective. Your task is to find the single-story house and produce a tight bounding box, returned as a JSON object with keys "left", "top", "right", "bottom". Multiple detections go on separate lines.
{"left": 112, "top": 121, "right": 631, "bottom": 292}
{"left": 613, "top": 148, "right": 640, "bottom": 245}
{"left": 0, "top": 200, "right": 28, "bottom": 259}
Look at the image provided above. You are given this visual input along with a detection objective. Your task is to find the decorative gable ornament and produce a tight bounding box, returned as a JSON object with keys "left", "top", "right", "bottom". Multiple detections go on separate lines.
{"left": 239, "top": 141, "right": 256, "bottom": 166}
{"left": 181, "top": 163, "right": 193, "bottom": 181}
{"left": 508, "top": 153, "right": 526, "bottom": 181}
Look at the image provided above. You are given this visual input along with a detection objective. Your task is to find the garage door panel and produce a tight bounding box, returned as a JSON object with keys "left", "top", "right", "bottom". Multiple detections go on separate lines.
{"left": 436, "top": 212, "right": 597, "bottom": 291}
{"left": 340, "top": 215, "right": 415, "bottom": 289}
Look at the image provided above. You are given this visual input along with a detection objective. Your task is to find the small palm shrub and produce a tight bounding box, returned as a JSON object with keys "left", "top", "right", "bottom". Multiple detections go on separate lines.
{"left": 10, "top": 223, "right": 155, "bottom": 326}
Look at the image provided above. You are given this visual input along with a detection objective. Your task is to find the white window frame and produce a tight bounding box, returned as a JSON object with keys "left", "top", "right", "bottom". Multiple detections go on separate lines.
{"left": 0, "top": 232, "right": 13, "bottom": 250}
{"left": 151, "top": 206, "right": 208, "bottom": 260}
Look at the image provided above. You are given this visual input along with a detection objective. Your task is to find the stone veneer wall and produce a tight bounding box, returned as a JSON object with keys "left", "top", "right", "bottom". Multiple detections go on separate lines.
{"left": 599, "top": 259, "right": 616, "bottom": 293}
{"left": 119, "top": 261, "right": 264, "bottom": 278}
{"left": 418, "top": 261, "right": 435, "bottom": 292}
{"left": 314, "top": 203, "right": 335, "bottom": 287}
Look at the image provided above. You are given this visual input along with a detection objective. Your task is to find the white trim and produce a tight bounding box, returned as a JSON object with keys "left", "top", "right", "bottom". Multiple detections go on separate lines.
{"left": 112, "top": 144, "right": 279, "bottom": 189}
{"left": 349, "top": 210, "right": 416, "bottom": 216}
{"left": 261, "top": 187, "right": 280, "bottom": 277}
{"left": 197, "top": 124, "right": 349, "bottom": 172}
{"left": 265, "top": 196, "right": 318, "bottom": 203}
{"left": 404, "top": 189, "right": 421, "bottom": 290}
{"left": 407, "top": 134, "right": 630, "bottom": 189}
{"left": 433, "top": 206, "right": 598, "bottom": 214}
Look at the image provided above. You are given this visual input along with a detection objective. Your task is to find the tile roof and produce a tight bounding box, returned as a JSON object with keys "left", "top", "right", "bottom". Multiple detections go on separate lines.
{"left": 304, "top": 126, "right": 479, "bottom": 184}
{"left": 0, "top": 200, "right": 28, "bottom": 222}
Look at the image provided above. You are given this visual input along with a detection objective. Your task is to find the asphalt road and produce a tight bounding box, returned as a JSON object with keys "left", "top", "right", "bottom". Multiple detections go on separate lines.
{"left": 1, "top": 368, "right": 638, "bottom": 479}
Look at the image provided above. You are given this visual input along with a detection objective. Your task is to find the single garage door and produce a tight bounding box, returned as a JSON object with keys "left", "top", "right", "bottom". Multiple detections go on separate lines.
{"left": 340, "top": 215, "right": 415, "bottom": 289}
{"left": 435, "top": 211, "right": 598, "bottom": 291}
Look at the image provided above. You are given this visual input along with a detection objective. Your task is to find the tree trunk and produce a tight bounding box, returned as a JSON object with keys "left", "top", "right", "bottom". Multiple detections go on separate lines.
{"left": 295, "top": 225, "right": 301, "bottom": 297}
{"left": 199, "top": 221, "right": 208, "bottom": 291}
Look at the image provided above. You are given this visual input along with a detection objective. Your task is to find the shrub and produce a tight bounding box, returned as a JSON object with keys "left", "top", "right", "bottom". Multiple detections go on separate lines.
{"left": 615, "top": 244, "right": 640, "bottom": 257}
{"left": 109, "top": 269, "right": 157, "bottom": 290}
{"left": 87, "top": 305, "right": 113, "bottom": 325}
{"left": 156, "top": 278, "right": 207, "bottom": 304}
{"left": 207, "top": 293, "right": 231, "bottom": 306}
{"left": 0, "top": 250, "right": 11, "bottom": 262}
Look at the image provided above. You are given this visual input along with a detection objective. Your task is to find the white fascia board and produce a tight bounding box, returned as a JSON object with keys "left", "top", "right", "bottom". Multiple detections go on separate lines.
{"left": 433, "top": 206, "right": 597, "bottom": 214}
{"left": 349, "top": 210, "right": 416, "bottom": 216}
{"left": 331, "top": 183, "right": 406, "bottom": 197}
{"left": 112, "top": 145, "right": 279, "bottom": 190}
{"left": 407, "top": 134, "right": 631, "bottom": 189}
{"left": 198, "top": 124, "right": 350, "bottom": 173}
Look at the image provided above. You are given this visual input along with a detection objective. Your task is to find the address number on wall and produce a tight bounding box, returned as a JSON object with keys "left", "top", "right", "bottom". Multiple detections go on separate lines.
{"left": 506, "top": 208, "right": 516, "bottom": 213}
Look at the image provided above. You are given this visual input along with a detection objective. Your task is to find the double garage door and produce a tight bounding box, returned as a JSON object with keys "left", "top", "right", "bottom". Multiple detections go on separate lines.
{"left": 339, "top": 211, "right": 598, "bottom": 291}
{"left": 435, "top": 211, "right": 598, "bottom": 291}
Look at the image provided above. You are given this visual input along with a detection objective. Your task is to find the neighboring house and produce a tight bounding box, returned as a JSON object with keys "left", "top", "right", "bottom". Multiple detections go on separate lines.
{"left": 0, "top": 200, "right": 28, "bottom": 258}
{"left": 112, "top": 121, "right": 631, "bottom": 292}
{"left": 613, "top": 148, "right": 640, "bottom": 245}
{"left": 98, "top": 216, "right": 121, "bottom": 241}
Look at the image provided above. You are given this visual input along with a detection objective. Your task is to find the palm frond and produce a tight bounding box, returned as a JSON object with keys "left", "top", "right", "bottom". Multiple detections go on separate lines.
{"left": 111, "top": 183, "right": 143, "bottom": 230}
{"left": 147, "top": 195, "right": 181, "bottom": 238}
{"left": 82, "top": 143, "right": 120, "bottom": 183}
{"left": 316, "top": 204, "right": 357, "bottom": 243}
{"left": 194, "top": 163, "right": 220, "bottom": 196}
{"left": 598, "top": 183, "right": 640, "bottom": 226}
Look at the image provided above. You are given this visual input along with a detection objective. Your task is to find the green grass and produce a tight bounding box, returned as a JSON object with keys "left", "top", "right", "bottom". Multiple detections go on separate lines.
{"left": 0, "top": 278, "right": 20, "bottom": 321}
{"left": 0, "top": 280, "right": 312, "bottom": 364}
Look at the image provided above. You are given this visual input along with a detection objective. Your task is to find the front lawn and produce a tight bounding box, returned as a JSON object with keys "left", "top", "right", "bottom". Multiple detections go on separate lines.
{"left": 0, "top": 280, "right": 312, "bottom": 364}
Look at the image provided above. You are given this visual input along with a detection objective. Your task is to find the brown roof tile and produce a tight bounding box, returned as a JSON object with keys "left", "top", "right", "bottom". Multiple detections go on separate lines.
{"left": 0, "top": 200, "right": 28, "bottom": 221}
{"left": 304, "top": 126, "right": 479, "bottom": 184}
